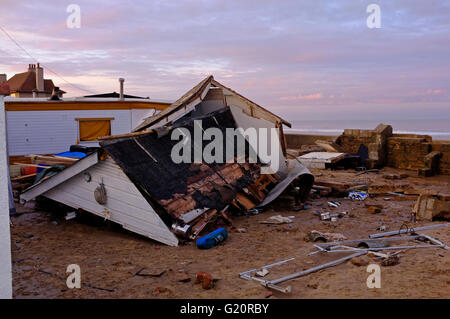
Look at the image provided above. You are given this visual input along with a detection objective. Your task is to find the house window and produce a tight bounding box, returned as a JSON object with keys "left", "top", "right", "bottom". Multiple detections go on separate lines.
{"left": 76, "top": 118, "right": 113, "bottom": 141}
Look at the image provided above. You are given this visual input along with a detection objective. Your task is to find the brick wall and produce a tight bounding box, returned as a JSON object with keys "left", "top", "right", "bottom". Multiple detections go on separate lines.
{"left": 335, "top": 124, "right": 392, "bottom": 168}
{"left": 284, "top": 128, "right": 450, "bottom": 175}
{"left": 432, "top": 142, "right": 450, "bottom": 175}
{"left": 337, "top": 129, "right": 375, "bottom": 154}
{"left": 386, "top": 137, "right": 431, "bottom": 170}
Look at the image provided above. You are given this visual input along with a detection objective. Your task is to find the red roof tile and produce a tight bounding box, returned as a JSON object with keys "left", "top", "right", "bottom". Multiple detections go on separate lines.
{"left": 0, "top": 82, "right": 10, "bottom": 95}
{"left": 7, "top": 70, "right": 55, "bottom": 94}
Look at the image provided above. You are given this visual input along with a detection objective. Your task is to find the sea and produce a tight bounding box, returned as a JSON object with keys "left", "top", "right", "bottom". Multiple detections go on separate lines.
{"left": 284, "top": 119, "right": 450, "bottom": 141}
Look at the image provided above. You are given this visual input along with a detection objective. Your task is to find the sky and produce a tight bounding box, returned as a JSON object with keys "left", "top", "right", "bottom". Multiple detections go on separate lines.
{"left": 0, "top": 0, "right": 449, "bottom": 120}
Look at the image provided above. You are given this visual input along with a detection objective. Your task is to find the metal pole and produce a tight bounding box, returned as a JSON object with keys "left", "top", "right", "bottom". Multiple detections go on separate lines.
{"left": 315, "top": 235, "right": 420, "bottom": 249}
{"left": 369, "top": 223, "right": 450, "bottom": 238}
{"left": 419, "top": 234, "right": 450, "bottom": 250}
{"left": 310, "top": 244, "right": 444, "bottom": 254}
{"left": 266, "top": 252, "right": 364, "bottom": 286}
{"left": 239, "top": 257, "right": 295, "bottom": 277}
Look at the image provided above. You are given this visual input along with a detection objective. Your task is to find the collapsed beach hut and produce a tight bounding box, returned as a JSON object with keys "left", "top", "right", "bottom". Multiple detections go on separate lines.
{"left": 20, "top": 76, "right": 314, "bottom": 246}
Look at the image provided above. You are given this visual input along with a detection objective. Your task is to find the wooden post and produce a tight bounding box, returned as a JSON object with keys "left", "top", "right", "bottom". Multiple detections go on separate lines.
{"left": 0, "top": 91, "right": 13, "bottom": 298}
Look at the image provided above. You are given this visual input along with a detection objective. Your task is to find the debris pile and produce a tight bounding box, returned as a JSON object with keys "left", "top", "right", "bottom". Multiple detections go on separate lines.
{"left": 19, "top": 76, "right": 315, "bottom": 246}
{"left": 10, "top": 152, "right": 86, "bottom": 194}
{"left": 240, "top": 223, "right": 449, "bottom": 293}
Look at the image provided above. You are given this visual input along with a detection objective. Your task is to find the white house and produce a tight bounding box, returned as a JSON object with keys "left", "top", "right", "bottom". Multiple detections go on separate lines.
{"left": 5, "top": 97, "right": 171, "bottom": 156}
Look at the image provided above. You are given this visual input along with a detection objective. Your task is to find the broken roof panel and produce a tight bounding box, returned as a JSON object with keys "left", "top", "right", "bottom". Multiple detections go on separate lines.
{"left": 100, "top": 108, "right": 263, "bottom": 220}
{"left": 133, "top": 75, "right": 291, "bottom": 132}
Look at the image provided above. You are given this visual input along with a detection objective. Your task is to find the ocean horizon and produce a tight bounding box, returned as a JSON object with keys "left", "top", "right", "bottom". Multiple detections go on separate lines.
{"left": 284, "top": 119, "right": 450, "bottom": 140}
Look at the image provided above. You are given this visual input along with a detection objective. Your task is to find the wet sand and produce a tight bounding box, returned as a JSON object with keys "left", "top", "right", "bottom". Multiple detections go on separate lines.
{"left": 11, "top": 167, "right": 450, "bottom": 298}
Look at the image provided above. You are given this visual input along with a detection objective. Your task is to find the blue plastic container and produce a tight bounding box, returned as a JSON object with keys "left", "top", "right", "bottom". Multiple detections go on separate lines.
{"left": 196, "top": 227, "right": 228, "bottom": 249}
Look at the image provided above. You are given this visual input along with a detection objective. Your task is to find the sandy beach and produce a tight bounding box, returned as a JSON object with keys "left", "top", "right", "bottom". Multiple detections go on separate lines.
{"left": 10, "top": 167, "right": 450, "bottom": 299}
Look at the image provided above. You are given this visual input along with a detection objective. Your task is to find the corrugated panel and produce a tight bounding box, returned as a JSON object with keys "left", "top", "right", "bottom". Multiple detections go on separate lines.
{"left": 42, "top": 157, "right": 178, "bottom": 246}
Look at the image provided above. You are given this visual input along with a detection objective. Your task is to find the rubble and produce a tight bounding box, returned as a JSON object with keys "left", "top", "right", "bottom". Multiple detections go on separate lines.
{"left": 349, "top": 190, "right": 368, "bottom": 201}
{"left": 307, "top": 230, "right": 347, "bottom": 242}
{"left": 381, "top": 255, "right": 400, "bottom": 267}
{"left": 241, "top": 223, "right": 449, "bottom": 293}
{"left": 195, "top": 272, "right": 214, "bottom": 290}
{"left": 260, "top": 215, "right": 293, "bottom": 224}
{"left": 350, "top": 256, "right": 370, "bottom": 267}
{"left": 413, "top": 194, "right": 450, "bottom": 221}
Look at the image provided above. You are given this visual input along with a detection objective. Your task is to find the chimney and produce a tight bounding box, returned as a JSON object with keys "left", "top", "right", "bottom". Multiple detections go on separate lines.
{"left": 36, "top": 63, "right": 44, "bottom": 92}
{"left": 0, "top": 74, "right": 6, "bottom": 82}
{"left": 50, "top": 87, "right": 61, "bottom": 101}
{"left": 119, "top": 78, "right": 124, "bottom": 101}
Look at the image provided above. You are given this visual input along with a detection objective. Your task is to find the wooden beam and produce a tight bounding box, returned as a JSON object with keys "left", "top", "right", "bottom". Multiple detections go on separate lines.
{"left": 98, "top": 129, "right": 155, "bottom": 141}
{"left": 10, "top": 173, "right": 37, "bottom": 183}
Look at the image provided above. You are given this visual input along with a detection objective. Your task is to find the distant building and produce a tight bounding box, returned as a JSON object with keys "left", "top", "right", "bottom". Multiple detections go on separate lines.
{"left": 4, "top": 96, "right": 171, "bottom": 155}
{"left": 4, "top": 63, "right": 65, "bottom": 98}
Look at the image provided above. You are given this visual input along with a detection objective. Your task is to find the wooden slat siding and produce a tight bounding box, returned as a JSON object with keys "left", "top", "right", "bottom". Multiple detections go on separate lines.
{"left": 47, "top": 182, "right": 155, "bottom": 222}
{"left": 6, "top": 109, "right": 131, "bottom": 155}
{"left": 42, "top": 157, "right": 178, "bottom": 246}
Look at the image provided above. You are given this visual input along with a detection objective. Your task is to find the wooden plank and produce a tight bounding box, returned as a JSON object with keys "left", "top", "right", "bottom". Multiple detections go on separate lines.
{"left": 10, "top": 173, "right": 36, "bottom": 182}
{"left": 235, "top": 192, "right": 256, "bottom": 210}
{"left": 75, "top": 117, "right": 115, "bottom": 121}
{"left": 11, "top": 163, "right": 49, "bottom": 169}
{"left": 98, "top": 129, "right": 155, "bottom": 141}
{"left": 32, "top": 155, "right": 78, "bottom": 166}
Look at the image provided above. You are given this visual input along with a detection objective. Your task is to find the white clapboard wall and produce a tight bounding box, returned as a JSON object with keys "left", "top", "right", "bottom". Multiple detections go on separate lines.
{"left": 6, "top": 108, "right": 158, "bottom": 155}
{"left": 42, "top": 157, "right": 178, "bottom": 246}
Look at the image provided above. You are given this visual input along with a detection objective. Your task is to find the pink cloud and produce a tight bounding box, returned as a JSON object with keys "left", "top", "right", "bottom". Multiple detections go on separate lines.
{"left": 426, "top": 89, "right": 443, "bottom": 95}
{"left": 280, "top": 92, "right": 324, "bottom": 101}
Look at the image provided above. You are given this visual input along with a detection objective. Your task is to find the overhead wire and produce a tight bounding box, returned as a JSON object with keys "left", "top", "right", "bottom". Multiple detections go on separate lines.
{"left": 0, "top": 25, "right": 95, "bottom": 94}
